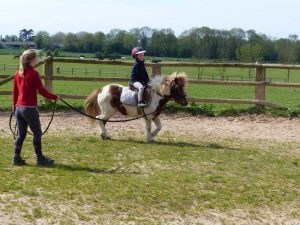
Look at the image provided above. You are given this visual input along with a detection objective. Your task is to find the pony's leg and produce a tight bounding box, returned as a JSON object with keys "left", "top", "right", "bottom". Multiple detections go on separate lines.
{"left": 145, "top": 119, "right": 154, "bottom": 143}
{"left": 151, "top": 117, "right": 162, "bottom": 137}
{"left": 97, "top": 117, "right": 109, "bottom": 140}
{"left": 96, "top": 108, "right": 116, "bottom": 140}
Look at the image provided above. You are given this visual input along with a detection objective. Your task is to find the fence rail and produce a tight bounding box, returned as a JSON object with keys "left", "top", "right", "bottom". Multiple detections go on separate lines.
{"left": 2, "top": 56, "right": 300, "bottom": 108}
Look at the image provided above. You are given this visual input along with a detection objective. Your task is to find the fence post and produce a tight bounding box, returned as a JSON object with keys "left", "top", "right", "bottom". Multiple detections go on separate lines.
{"left": 43, "top": 56, "right": 53, "bottom": 92}
{"left": 248, "top": 68, "right": 251, "bottom": 80}
{"left": 151, "top": 63, "right": 161, "bottom": 78}
{"left": 255, "top": 65, "right": 265, "bottom": 107}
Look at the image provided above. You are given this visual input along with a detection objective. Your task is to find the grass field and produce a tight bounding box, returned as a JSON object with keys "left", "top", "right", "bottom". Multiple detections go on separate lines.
{"left": 2, "top": 54, "right": 300, "bottom": 114}
{"left": 0, "top": 131, "right": 299, "bottom": 223}
{"left": 1, "top": 49, "right": 300, "bottom": 224}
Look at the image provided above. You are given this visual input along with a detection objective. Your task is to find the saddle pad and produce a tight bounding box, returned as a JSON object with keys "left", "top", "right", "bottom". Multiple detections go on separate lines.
{"left": 120, "top": 87, "right": 137, "bottom": 106}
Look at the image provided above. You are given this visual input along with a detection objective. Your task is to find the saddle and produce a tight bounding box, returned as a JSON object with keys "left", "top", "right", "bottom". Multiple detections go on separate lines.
{"left": 120, "top": 83, "right": 151, "bottom": 106}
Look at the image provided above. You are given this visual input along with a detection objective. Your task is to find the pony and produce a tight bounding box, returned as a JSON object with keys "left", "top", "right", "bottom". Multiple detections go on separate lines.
{"left": 84, "top": 72, "right": 188, "bottom": 142}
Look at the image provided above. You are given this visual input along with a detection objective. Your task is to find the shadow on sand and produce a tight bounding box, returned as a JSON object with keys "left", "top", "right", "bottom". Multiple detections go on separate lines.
{"left": 109, "top": 138, "right": 240, "bottom": 151}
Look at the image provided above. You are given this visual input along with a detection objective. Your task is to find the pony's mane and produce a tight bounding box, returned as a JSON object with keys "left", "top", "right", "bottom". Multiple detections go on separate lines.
{"left": 149, "top": 72, "right": 187, "bottom": 96}
{"left": 168, "top": 72, "right": 187, "bottom": 84}
{"left": 149, "top": 75, "right": 165, "bottom": 92}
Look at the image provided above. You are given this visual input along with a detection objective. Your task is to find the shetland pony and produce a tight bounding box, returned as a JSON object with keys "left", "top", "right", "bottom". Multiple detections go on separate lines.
{"left": 84, "top": 72, "right": 188, "bottom": 142}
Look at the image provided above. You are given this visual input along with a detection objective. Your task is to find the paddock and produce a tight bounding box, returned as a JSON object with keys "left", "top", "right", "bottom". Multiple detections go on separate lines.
{"left": 0, "top": 112, "right": 299, "bottom": 224}
{"left": 0, "top": 56, "right": 300, "bottom": 224}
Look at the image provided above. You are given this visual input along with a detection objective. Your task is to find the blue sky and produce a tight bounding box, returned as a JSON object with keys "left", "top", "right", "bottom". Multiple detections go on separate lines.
{"left": 1, "top": 0, "right": 299, "bottom": 39}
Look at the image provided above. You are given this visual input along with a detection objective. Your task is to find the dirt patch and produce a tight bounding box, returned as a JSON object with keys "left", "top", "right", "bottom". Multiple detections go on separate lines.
{"left": 1, "top": 112, "right": 300, "bottom": 224}
{"left": 2, "top": 112, "right": 300, "bottom": 143}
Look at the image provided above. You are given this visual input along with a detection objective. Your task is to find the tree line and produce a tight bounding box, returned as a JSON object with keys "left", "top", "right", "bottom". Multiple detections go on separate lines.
{"left": 1, "top": 27, "right": 300, "bottom": 63}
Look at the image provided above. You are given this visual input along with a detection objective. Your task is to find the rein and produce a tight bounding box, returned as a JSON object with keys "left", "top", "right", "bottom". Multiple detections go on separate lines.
{"left": 9, "top": 92, "right": 168, "bottom": 138}
{"left": 9, "top": 101, "right": 57, "bottom": 139}
{"left": 59, "top": 98, "right": 158, "bottom": 123}
{"left": 58, "top": 85, "right": 172, "bottom": 122}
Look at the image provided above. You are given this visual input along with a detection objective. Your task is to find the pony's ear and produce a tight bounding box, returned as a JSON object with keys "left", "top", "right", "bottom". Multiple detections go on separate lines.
{"left": 174, "top": 77, "right": 185, "bottom": 86}
{"left": 174, "top": 77, "right": 178, "bottom": 84}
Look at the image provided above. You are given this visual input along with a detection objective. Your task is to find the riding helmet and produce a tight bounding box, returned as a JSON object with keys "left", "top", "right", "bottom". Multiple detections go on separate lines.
{"left": 131, "top": 47, "right": 146, "bottom": 58}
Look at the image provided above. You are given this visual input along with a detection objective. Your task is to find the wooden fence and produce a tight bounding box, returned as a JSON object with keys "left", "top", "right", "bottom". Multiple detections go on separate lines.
{"left": 2, "top": 56, "right": 300, "bottom": 108}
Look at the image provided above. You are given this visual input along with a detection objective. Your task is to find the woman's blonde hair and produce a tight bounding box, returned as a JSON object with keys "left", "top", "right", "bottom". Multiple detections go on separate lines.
{"left": 19, "top": 49, "right": 37, "bottom": 77}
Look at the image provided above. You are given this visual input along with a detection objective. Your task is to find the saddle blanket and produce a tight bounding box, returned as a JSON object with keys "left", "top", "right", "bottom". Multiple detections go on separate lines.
{"left": 120, "top": 87, "right": 137, "bottom": 105}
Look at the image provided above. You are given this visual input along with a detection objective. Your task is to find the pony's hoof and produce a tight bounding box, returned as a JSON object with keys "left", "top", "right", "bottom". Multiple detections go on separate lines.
{"left": 147, "top": 139, "right": 155, "bottom": 143}
{"left": 101, "top": 134, "right": 111, "bottom": 140}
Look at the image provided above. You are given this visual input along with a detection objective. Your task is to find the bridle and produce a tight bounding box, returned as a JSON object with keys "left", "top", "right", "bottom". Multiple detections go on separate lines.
{"left": 9, "top": 101, "right": 57, "bottom": 139}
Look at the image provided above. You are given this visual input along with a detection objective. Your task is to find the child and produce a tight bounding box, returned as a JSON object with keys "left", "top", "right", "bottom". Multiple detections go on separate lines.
{"left": 12, "top": 49, "right": 59, "bottom": 166}
{"left": 130, "top": 47, "right": 149, "bottom": 107}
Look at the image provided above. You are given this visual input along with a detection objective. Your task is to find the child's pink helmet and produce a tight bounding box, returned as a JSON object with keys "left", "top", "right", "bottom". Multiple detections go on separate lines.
{"left": 131, "top": 47, "right": 146, "bottom": 58}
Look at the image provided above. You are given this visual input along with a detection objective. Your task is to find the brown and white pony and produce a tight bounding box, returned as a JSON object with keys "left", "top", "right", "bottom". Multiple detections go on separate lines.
{"left": 84, "top": 72, "right": 188, "bottom": 142}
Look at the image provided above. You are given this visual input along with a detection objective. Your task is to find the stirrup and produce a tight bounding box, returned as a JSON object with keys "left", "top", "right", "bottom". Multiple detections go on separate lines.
{"left": 138, "top": 102, "right": 147, "bottom": 107}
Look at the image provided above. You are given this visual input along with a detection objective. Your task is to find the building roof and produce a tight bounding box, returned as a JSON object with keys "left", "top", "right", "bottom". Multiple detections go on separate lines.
{"left": 0, "top": 41, "right": 36, "bottom": 46}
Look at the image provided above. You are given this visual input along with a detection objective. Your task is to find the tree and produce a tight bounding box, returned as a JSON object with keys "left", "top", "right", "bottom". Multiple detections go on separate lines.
{"left": 236, "top": 43, "right": 263, "bottom": 62}
{"left": 34, "top": 31, "right": 52, "bottom": 49}
{"left": 259, "top": 35, "right": 278, "bottom": 62}
{"left": 149, "top": 29, "right": 177, "bottom": 57}
{"left": 93, "top": 32, "right": 105, "bottom": 52}
{"left": 51, "top": 32, "right": 65, "bottom": 49}
{"left": 77, "top": 32, "right": 95, "bottom": 52}
{"left": 177, "top": 30, "right": 193, "bottom": 58}
{"left": 180, "top": 27, "right": 218, "bottom": 59}
{"left": 3, "top": 26, "right": 298, "bottom": 62}
{"left": 63, "top": 33, "right": 79, "bottom": 52}
{"left": 224, "top": 28, "right": 246, "bottom": 60}
{"left": 129, "top": 26, "right": 153, "bottom": 50}
{"left": 4, "top": 35, "right": 19, "bottom": 42}
{"left": 19, "top": 29, "right": 34, "bottom": 41}
{"left": 105, "top": 29, "right": 135, "bottom": 55}
{"left": 275, "top": 38, "right": 298, "bottom": 63}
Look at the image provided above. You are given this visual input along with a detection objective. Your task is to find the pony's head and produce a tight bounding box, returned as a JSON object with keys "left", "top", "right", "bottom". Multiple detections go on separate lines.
{"left": 149, "top": 72, "right": 188, "bottom": 106}
{"left": 168, "top": 72, "right": 188, "bottom": 106}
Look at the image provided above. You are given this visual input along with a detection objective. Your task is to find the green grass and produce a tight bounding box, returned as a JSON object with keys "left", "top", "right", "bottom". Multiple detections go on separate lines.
{"left": 0, "top": 132, "right": 299, "bottom": 223}
{"left": 2, "top": 54, "right": 300, "bottom": 115}
{"left": 0, "top": 48, "right": 23, "bottom": 55}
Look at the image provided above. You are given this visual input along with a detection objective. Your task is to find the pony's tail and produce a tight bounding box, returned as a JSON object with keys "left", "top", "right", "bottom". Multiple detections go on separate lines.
{"left": 84, "top": 88, "right": 102, "bottom": 124}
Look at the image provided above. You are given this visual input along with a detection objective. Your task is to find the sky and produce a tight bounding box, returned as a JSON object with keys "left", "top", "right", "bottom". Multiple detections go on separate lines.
{"left": 1, "top": 0, "right": 299, "bottom": 39}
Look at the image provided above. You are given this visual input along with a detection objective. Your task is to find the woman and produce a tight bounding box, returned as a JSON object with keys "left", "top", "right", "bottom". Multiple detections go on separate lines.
{"left": 12, "top": 49, "right": 59, "bottom": 166}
